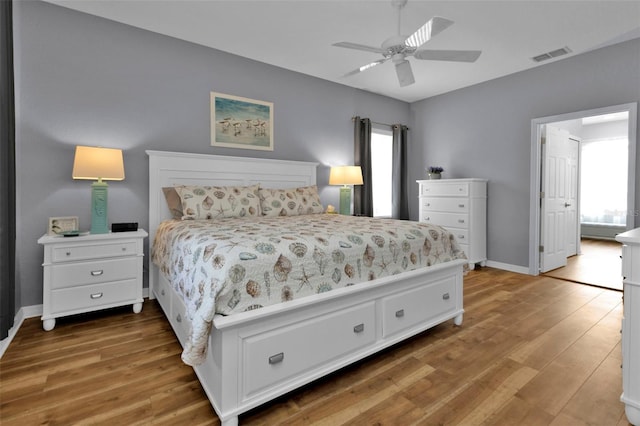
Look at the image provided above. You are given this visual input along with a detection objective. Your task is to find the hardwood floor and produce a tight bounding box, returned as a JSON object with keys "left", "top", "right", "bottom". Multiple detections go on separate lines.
{"left": 0, "top": 267, "right": 631, "bottom": 425}
{"left": 544, "top": 238, "right": 623, "bottom": 291}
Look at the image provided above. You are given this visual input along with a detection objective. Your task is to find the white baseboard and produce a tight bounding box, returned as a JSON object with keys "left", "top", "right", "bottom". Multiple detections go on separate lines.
{"left": 0, "top": 288, "right": 150, "bottom": 359}
{"left": 485, "top": 260, "right": 530, "bottom": 275}
{"left": 0, "top": 306, "right": 28, "bottom": 359}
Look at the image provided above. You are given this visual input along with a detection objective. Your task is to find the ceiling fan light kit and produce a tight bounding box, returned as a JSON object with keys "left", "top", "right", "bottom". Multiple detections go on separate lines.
{"left": 333, "top": 0, "right": 481, "bottom": 87}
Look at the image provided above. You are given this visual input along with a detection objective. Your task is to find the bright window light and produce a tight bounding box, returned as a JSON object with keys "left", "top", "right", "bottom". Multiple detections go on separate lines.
{"left": 371, "top": 129, "right": 393, "bottom": 217}
{"left": 580, "top": 137, "right": 628, "bottom": 226}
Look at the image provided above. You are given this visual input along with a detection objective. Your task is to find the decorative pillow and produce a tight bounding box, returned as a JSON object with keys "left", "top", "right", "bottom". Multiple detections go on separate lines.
{"left": 162, "top": 187, "right": 183, "bottom": 220}
{"left": 260, "top": 185, "right": 324, "bottom": 217}
{"left": 174, "top": 184, "right": 261, "bottom": 220}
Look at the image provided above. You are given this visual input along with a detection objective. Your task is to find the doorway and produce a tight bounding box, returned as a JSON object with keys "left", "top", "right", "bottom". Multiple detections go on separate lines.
{"left": 528, "top": 102, "right": 637, "bottom": 279}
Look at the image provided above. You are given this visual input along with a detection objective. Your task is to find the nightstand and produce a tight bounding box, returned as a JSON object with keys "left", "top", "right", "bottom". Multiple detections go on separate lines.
{"left": 37, "top": 229, "right": 148, "bottom": 331}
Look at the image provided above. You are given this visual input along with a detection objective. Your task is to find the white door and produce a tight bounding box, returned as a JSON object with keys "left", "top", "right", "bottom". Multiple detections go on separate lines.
{"left": 565, "top": 137, "right": 580, "bottom": 257}
{"left": 540, "top": 125, "right": 572, "bottom": 272}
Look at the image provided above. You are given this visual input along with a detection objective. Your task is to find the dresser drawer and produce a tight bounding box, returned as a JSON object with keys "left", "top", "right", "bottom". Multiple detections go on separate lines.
{"left": 420, "top": 211, "right": 469, "bottom": 229}
{"left": 51, "top": 258, "right": 138, "bottom": 289}
{"left": 381, "top": 276, "right": 456, "bottom": 338}
{"left": 420, "top": 182, "right": 469, "bottom": 197}
{"left": 241, "top": 302, "right": 376, "bottom": 398}
{"left": 449, "top": 229, "right": 469, "bottom": 244}
{"left": 52, "top": 241, "right": 138, "bottom": 263}
{"left": 422, "top": 197, "right": 469, "bottom": 213}
{"left": 49, "top": 279, "right": 138, "bottom": 314}
{"left": 458, "top": 243, "right": 470, "bottom": 259}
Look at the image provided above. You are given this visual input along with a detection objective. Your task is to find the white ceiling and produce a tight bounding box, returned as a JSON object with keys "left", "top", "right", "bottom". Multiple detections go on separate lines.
{"left": 43, "top": 0, "right": 640, "bottom": 103}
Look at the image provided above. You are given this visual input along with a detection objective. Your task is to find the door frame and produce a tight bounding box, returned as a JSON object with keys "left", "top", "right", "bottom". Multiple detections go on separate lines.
{"left": 528, "top": 102, "right": 637, "bottom": 275}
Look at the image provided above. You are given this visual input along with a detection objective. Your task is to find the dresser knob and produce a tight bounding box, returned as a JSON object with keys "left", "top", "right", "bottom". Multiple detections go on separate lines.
{"left": 458, "top": 219, "right": 465, "bottom": 223}
{"left": 458, "top": 235, "right": 465, "bottom": 239}
{"left": 122, "top": 247, "right": 127, "bottom": 251}
{"left": 353, "top": 323, "right": 365, "bottom": 333}
{"left": 443, "top": 293, "right": 450, "bottom": 300}
{"left": 395, "top": 309, "right": 405, "bottom": 318}
{"left": 176, "top": 314, "right": 182, "bottom": 323}
{"left": 66, "top": 252, "right": 71, "bottom": 256}
{"left": 458, "top": 204, "right": 465, "bottom": 208}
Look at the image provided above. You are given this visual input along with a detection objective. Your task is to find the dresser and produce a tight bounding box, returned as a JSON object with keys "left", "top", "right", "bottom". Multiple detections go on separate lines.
{"left": 417, "top": 179, "right": 487, "bottom": 269}
{"left": 616, "top": 227, "right": 640, "bottom": 425}
{"left": 38, "top": 229, "right": 147, "bottom": 331}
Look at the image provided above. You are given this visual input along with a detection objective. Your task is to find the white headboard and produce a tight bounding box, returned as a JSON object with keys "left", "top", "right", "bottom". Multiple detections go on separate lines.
{"left": 146, "top": 150, "right": 318, "bottom": 251}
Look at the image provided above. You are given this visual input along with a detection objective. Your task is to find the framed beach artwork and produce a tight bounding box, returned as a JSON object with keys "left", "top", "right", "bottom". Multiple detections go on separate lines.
{"left": 210, "top": 92, "right": 274, "bottom": 151}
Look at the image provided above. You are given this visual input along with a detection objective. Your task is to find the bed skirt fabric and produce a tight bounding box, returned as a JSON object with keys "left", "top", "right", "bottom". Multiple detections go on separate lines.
{"left": 151, "top": 214, "right": 466, "bottom": 365}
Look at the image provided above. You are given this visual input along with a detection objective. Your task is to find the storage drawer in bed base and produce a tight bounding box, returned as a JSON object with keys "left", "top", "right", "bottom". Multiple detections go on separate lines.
{"left": 151, "top": 260, "right": 465, "bottom": 426}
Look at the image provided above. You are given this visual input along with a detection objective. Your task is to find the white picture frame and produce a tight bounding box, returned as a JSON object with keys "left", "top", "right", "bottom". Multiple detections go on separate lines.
{"left": 48, "top": 216, "right": 79, "bottom": 236}
{"left": 210, "top": 92, "right": 274, "bottom": 151}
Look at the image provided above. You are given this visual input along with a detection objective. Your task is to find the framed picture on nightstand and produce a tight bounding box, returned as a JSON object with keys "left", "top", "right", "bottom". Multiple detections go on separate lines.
{"left": 48, "top": 216, "right": 79, "bottom": 236}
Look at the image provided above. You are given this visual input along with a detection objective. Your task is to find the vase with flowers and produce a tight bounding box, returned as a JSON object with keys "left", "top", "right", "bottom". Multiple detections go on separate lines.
{"left": 427, "top": 166, "right": 444, "bottom": 180}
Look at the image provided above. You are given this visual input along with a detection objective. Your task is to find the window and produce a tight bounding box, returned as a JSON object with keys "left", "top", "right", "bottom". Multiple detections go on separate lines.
{"left": 580, "top": 137, "right": 628, "bottom": 226}
{"left": 371, "top": 128, "right": 393, "bottom": 217}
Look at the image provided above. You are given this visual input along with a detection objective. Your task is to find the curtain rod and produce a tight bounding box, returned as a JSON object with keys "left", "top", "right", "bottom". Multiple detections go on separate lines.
{"left": 351, "top": 116, "right": 409, "bottom": 131}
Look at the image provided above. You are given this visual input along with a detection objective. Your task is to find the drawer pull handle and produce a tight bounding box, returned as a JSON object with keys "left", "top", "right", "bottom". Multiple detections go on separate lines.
{"left": 176, "top": 314, "right": 182, "bottom": 323}
{"left": 90, "top": 270, "right": 104, "bottom": 276}
{"left": 66, "top": 251, "right": 71, "bottom": 256}
{"left": 443, "top": 293, "right": 450, "bottom": 300}
{"left": 122, "top": 247, "right": 127, "bottom": 251}
{"left": 161, "top": 289, "right": 166, "bottom": 296}
{"left": 458, "top": 204, "right": 465, "bottom": 208}
{"left": 458, "top": 235, "right": 465, "bottom": 239}
{"left": 353, "top": 323, "right": 365, "bottom": 333}
{"left": 395, "top": 309, "right": 405, "bottom": 318}
{"left": 90, "top": 292, "right": 103, "bottom": 299}
{"left": 269, "top": 352, "right": 284, "bottom": 365}
{"left": 458, "top": 219, "right": 465, "bottom": 223}
{"left": 459, "top": 188, "right": 463, "bottom": 191}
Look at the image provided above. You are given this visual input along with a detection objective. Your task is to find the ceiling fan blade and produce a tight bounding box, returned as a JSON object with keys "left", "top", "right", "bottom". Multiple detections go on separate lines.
{"left": 404, "top": 16, "right": 454, "bottom": 48}
{"left": 414, "top": 49, "right": 482, "bottom": 62}
{"left": 343, "top": 58, "right": 389, "bottom": 77}
{"left": 332, "top": 42, "right": 386, "bottom": 55}
{"left": 395, "top": 59, "right": 415, "bottom": 87}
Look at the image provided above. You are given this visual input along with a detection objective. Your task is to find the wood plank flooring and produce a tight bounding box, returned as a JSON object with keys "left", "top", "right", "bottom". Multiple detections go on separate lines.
{"left": 544, "top": 238, "right": 623, "bottom": 291}
{"left": 0, "top": 267, "right": 631, "bottom": 425}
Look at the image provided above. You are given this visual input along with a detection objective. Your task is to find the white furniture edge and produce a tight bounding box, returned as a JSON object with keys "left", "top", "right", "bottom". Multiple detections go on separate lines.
{"left": 617, "top": 227, "right": 640, "bottom": 425}
{"left": 147, "top": 150, "right": 466, "bottom": 425}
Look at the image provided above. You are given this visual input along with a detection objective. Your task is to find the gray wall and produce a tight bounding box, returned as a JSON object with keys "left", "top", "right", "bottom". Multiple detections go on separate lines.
{"left": 14, "top": 1, "right": 410, "bottom": 308}
{"left": 408, "top": 38, "right": 640, "bottom": 268}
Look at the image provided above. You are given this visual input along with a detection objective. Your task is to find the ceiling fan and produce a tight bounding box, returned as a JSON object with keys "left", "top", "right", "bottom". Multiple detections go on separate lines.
{"left": 333, "top": 0, "right": 482, "bottom": 87}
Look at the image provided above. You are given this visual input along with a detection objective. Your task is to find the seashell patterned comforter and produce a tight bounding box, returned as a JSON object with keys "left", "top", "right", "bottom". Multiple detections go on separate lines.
{"left": 151, "top": 214, "right": 467, "bottom": 365}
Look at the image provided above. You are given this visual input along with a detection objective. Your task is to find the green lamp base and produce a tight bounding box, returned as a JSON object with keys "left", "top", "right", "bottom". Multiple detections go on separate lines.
{"left": 90, "top": 180, "right": 109, "bottom": 234}
{"left": 339, "top": 186, "right": 351, "bottom": 215}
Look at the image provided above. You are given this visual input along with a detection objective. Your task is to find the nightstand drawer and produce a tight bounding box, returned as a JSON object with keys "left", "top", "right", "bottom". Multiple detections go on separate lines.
{"left": 52, "top": 241, "right": 137, "bottom": 262}
{"left": 49, "top": 279, "right": 138, "bottom": 314}
{"left": 50, "top": 257, "right": 138, "bottom": 289}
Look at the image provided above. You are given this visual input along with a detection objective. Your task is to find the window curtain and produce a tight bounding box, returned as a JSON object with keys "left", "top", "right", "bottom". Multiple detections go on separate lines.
{"left": 392, "top": 124, "right": 409, "bottom": 220}
{"left": 1, "top": 0, "right": 16, "bottom": 339}
{"left": 353, "top": 117, "right": 373, "bottom": 217}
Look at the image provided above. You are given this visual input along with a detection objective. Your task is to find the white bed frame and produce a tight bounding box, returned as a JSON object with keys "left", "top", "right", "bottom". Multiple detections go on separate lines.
{"left": 147, "top": 150, "right": 466, "bottom": 425}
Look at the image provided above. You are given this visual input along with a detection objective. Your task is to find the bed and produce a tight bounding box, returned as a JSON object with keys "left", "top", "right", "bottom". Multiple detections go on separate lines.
{"left": 147, "top": 150, "right": 467, "bottom": 426}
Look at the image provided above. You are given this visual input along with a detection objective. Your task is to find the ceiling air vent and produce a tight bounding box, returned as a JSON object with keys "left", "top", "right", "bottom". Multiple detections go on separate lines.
{"left": 531, "top": 46, "right": 572, "bottom": 63}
